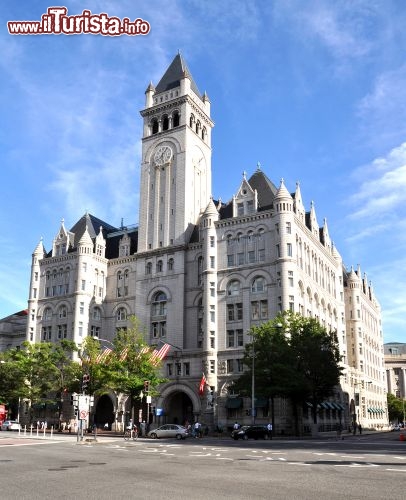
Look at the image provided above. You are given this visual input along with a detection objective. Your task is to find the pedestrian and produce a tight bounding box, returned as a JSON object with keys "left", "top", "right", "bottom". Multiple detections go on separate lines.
{"left": 194, "top": 421, "right": 201, "bottom": 438}
{"left": 233, "top": 421, "right": 240, "bottom": 430}
{"left": 336, "top": 423, "right": 342, "bottom": 440}
{"left": 267, "top": 422, "right": 273, "bottom": 439}
{"left": 140, "top": 421, "right": 146, "bottom": 437}
{"left": 358, "top": 423, "right": 362, "bottom": 435}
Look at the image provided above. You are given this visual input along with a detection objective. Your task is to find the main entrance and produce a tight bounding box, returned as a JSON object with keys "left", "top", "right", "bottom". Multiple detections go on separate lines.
{"left": 158, "top": 390, "right": 195, "bottom": 426}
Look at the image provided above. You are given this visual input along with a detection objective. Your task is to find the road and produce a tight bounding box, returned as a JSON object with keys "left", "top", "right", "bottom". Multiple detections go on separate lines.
{"left": 0, "top": 431, "right": 405, "bottom": 499}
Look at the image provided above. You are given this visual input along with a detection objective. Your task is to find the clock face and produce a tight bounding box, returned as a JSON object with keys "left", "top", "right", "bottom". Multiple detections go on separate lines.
{"left": 154, "top": 145, "right": 173, "bottom": 166}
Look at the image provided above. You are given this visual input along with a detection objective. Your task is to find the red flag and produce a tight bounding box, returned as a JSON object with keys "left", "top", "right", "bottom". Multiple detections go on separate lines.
{"left": 199, "top": 373, "right": 207, "bottom": 395}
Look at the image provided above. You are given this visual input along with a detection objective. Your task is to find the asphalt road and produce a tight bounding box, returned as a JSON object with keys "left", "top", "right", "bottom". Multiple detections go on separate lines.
{"left": 0, "top": 431, "right": 405, "bottom": 500}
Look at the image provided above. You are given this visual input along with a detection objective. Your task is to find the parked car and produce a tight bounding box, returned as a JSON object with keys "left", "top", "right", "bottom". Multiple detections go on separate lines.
{"left": 1, "top": 420, "right": 21, "bottom": 431}
{"left": 391, "top": 425, "right": 401, "bottom": 431}
{"left": 147, "top": 424, "right": 189, "bottom": 440}
{"left": 231, "top": 425, "right": 271, "bottom": 440}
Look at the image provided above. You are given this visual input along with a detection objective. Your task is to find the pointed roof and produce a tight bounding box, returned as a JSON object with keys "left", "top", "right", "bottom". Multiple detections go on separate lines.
{"left": 155, "top": 53, "right": 201, "bottom": 97}
{"left": 203, "top": 197, "right": 218, "bottom": 217}
{"left": 69, "top": 213, "right": 118, "bottom": 248}
{"left": 247, "top": 170, "right": 278, "bottom": 210}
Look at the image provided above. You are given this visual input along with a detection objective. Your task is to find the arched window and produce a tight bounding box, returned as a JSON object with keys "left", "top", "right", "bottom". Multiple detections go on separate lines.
{"left": 202, "top": 127, "right": 206, "bottom": 140}
{"left": 189, "top": 114, "right": 195, "bottom": 128}
{"left": 197, "top": 256, "right": 203, "bottom": 286}
{"left": 173, "top": 111, "right": 180, "bottom": 127}
{"left": 162, "top": 115, "right": 169, "bottom": 131}
{"left": 117, "top": 307, "right": 127, "bottom": 321}
{"left": 146, "top": 262, "right": 152, "bottom": 275}
{"left": 157, "top": 260, "right": 163, "bottom": 273}
{"left": 43, "top": 307, "right": 52, "bottom": 321}
{"left": 152, "top": 119, "right": 158, "bottom": 134}
{"left": 168, "top": 258, "right": 174, "bottom": 271}
{"left": 251, "top": 277, "right": 265, "bottom": 293}
{"left": 152, "top": 292, "right": 167, "bottom": 316}
{"left": 195, "top": 120, "right": 201, "bottom": 134}
{"left": 227, "top": 280, "right": 240, "bottom": 296}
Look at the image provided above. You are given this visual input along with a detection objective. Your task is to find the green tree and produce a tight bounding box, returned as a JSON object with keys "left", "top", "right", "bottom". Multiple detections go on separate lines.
{"left": 387, "top": 393, "right": 405, "bottom": 423}
{"left": 235, "top": 312, "right": 342, "bottom": 434}
{"left": 0, "top": 340, "right": 79, "bottom": 422}
{"left": 79, "top": 317, "right": 166, "bottom": 422}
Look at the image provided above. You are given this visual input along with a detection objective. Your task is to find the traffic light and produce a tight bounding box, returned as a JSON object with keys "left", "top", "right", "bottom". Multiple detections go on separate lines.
{"left": 70, "top": 392, "right": 79, "bottom": 406}
{"left": 144, "top": 380, "right": 149, "bottom": 393}
{"left": 82, "top": 373, "right": 90, "bottom": 393}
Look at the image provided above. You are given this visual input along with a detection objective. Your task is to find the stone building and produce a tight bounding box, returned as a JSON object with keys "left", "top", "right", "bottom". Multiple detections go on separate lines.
{"left": 23, "top": 54, "right": 387, "bottom": 433}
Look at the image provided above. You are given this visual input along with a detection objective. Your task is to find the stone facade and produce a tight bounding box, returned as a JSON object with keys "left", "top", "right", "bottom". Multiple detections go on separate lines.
{"left": 20, "top": 54, "right": 388, "bottom": 433}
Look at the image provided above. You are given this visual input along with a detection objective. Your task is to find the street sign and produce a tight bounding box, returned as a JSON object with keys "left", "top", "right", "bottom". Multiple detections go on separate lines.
{"left": 79, "top": 409, "right": 88, "bottom": 420}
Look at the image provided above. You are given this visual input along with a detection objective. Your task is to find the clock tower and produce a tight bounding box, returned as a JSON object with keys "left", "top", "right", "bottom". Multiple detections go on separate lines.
{"left": 138, "top": 53, "right": 214, "bottom": 251}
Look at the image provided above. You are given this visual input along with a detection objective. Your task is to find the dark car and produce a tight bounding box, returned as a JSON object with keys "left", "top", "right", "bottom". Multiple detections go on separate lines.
{"left": 231, "top": 425, "right": 271, "bottom": 440}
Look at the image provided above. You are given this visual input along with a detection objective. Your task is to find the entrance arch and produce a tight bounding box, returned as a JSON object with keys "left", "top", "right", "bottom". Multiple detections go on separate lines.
{"left": 156, "top": 383, "right": 200, "bottom": 425}
{"left": 95, "top": 394, "right": 114, "bottom": 429}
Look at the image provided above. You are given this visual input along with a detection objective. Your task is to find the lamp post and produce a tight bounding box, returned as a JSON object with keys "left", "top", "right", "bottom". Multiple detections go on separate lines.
{"left": 251, "top": 338, "right": 256, "bottom": 425}
{"left": 353, "top": 380, "right": 372, "bottom": 430}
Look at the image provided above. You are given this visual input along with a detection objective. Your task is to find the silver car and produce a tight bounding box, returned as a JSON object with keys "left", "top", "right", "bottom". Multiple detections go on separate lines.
{"left": 1, "top": 420, "right": 21, "bottom": 431}
{"left": 147, "top": 424, "right": 188, "bottom": 440}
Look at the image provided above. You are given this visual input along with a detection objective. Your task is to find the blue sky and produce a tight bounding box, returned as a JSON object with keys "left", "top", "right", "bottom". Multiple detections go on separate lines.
{"left": 0, "top": 0, "right": 405, "bottom": 343}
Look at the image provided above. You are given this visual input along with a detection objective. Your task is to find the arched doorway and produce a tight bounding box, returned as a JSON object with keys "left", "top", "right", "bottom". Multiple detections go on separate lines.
{"left": 161, "top": 391, "right": 194, "bottom": 426}
{"left": 95, "top": 394, "right": 114, "bottom": 429}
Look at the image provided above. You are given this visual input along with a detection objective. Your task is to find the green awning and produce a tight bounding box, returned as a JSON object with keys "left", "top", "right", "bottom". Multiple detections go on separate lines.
{"left": 255, "top": 397, "right": 269, "bottom": 408}
{"left": 32, "top": 403, "right": 46, "bottom": 410}
{"left": 225, "top": 397, "right": 243, "bottom": 409}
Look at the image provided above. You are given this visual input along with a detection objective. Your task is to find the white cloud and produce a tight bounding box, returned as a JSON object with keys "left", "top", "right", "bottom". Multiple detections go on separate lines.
{"left": 347, "top": 142, "right": 406, "bottom": 222}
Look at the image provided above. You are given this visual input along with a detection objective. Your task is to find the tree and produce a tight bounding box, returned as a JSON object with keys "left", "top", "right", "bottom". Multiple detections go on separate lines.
{"left": 0, "top": 340, "right": 79, "bottom": 422}
{"left": 288, "top": 313, "right": 342, "bottom": 426}
{"left": 387, "top": 393, "right": 405, "bottom": 423}
{"left": 234, "top": 312, "right": 343, "bottom": 434}
{"left": 79, "top": 317, "right": 166, "bottom": 422}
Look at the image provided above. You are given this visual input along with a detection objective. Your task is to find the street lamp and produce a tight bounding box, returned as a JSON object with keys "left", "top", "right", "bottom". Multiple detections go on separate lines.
{"left": 353, "top": 380, "right": 372, "bottom": 430}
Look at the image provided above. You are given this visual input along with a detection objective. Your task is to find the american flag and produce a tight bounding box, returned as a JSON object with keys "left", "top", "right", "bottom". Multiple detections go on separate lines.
{"left": 95, "top": 347, "right": 113, "bottom": 363}
{"left": 150, "top": 343, "right": 171, "bottom": 365}
{"left": 119, "top": 347, "right": 129, "bottom": 361}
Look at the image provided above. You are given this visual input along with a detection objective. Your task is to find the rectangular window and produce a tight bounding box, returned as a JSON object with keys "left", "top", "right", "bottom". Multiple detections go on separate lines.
{"left": 276, "top": 244, "right": 280, "bottom": 258}
{"left": 227, "top": 254, "right": 234, "bottom": 267}
{"left": 289, "top": 295, "right": 294, "bottom": 312}
{"left": 227, "top": 304, "right": 235, "bottom": 321}
{"left": 236, "top": 303, "right": 243, "bottom": 320}
{"left": 210, "top": 360, "right": 215, "bottom": 374}
{"left": 248, "top": 251, "right": 255, "bottom": 263}
{"left": 183, "top": 363, "right": 190, "bottom": 376}
{"left": 167, "top": 364, "right": 173, "bottom": 376}
{"left": 258, "top": 249, "right": 265, "bottom": 262}
{"left": 237, "top": 329, "right": 244, "bottom": 347}
{"left": 237, "top": 203, "right": 244, "bottom": 216}
{"left": 176, "top": 363, "right": 182, "bottom": 376}
{"left": 80, "top": 302, "right": 84, "bottom": 314}
{"left": 286, "top": 222, "right": 291, "bottom": 234}
{"left": 78, "top": 322, "right": 83, "bottom": 337}
{"left": 247, "top": 200, "right": 254, "bottom": 213}
{"left": 227, "top": 359, "right": 234, "bottom": 373}
{"left": 81, "top": 280, "right": 86, "bottom": 291}
{"left": 210, "top": 256, "right": 215, "bottom": 268}
{"left": 237, "top": 359, "right": 244, "bottom": 373}
{"left": 288, "top": 271, "right": 294, "bottom": 286}
{"left": 260, "top": 300, "right": 268, "bottom": 319}
{"left": 227, "top": 330, "right": 235, "bottom": 347}
{"left": 251, "top": 301, "right": 259, "bottom": 320}
{"left": 210, "top": 236, "right": 215, "bottom": 247}
{"left": 210, "top": 282, "right": 215, "bottom": 297}
{"left": 287, "top": 243, "right": 292, "bottom": 257}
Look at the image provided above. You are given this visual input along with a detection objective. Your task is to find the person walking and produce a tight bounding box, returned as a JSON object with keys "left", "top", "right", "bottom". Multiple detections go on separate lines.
{"left": 358, "top": 423, "right": 362, "bottom": 435}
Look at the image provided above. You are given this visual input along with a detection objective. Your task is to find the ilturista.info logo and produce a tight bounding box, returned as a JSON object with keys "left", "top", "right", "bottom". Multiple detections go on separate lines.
{"left": 7, "top": 6, "right": 151, "bottom": 36}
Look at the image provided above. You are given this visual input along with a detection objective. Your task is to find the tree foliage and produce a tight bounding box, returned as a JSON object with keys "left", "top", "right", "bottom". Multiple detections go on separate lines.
{"left": 387, "top": 393, "right": 405, "bottom": 423}
{"left": 235, "top": 312, "right": 343, "bottom": 427}
{"left": 0, "top": 340, "right": 79, "bottom": 419}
